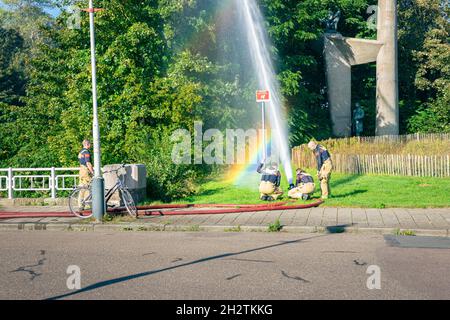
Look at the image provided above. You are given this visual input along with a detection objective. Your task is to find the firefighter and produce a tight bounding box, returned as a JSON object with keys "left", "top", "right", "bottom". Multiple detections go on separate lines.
{"left": 307, "top": 141, "right": 333, "bottom": 199}
{"left": 288, "top": 169, "right": 315, "bottom": 201}
{"left": 257, "top": 159, "right": 283, "bottom": 201}
{"left": 78, "top": 139, "right": 94, "bottom": 209}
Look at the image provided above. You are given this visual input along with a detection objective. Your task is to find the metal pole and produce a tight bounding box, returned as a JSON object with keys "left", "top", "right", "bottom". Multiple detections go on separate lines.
{"left": 262, "top": 101, "right": 266, "bottom": 160}
{"left": 89, "top": 0, "right": 105, "bottom": 221}
{"left": 51, "top": 167, "right": 56, "bottom": 199}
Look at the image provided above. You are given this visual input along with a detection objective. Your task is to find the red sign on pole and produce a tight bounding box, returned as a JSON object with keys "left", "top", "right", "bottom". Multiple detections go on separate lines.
{"left": 81, "top": 8, "right": 104, "bottom": 13}
{"left": 256, "top": 90, "right": 270, "bottom": 102}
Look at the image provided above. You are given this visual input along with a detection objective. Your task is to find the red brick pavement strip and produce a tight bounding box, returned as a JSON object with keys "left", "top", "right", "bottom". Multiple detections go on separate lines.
{"left": 0, "top": 206, "right": 69, "bottom": 213}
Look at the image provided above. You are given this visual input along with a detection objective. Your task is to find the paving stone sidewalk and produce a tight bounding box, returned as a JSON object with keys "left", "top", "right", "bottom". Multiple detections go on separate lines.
{"left": 0, "top": 206, "right": 449, "bottom": 236}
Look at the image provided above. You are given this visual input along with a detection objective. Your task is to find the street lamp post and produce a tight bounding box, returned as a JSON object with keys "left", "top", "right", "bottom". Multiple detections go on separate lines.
{"left": 88, "top": 0, "right": 105, "bottom": 221}
{"left": 261, "top": 101, "right": 266, "bottom": 161}
{"left": 256, "top": 90, "right": 270, "bottom": 162}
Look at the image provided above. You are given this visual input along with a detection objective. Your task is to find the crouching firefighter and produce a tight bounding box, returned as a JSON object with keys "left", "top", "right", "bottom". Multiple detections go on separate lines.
{"left": 288, "top": 169, "right": 315, "bottom": 201}
{"left": 257, "top": 160, "right": 283, "bottom": 201}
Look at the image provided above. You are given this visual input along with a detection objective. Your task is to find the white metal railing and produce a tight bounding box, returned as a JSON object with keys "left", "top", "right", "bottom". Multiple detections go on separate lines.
{"left": 0, "top": 167, "right": 79, "bottom": 199}
{"left": 0, "top": 175, "right": 7, "bottom": 191}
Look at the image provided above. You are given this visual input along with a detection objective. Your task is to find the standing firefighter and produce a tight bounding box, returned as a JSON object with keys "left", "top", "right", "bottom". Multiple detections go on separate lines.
{"left": 288, "top": 169, "right": 315, "bottom": 201}
{"left": 78, "top": 140, "right": 94, "bottom": 209}
{"left": 257, "top": 159, "right": 283, "bottom": 201}
{"left": 307, "top": 141, "right": 333, "bottom": 199}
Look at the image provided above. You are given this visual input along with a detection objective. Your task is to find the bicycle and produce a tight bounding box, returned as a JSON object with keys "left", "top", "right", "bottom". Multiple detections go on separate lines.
{"left": 68, "top": 164, "right": 138, "bottom": 219}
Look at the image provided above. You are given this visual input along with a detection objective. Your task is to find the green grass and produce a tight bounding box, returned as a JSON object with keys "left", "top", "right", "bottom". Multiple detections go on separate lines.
{"left": 318, "top": 173, "right": 450, "bottom": 208}
{"left": 224, "top": 226, "right": 242, "bottom": 232}
{"left": 394, "top": 229, "right": 416, "bottom": 236}
{"left": 145, "top": 170, "right": 450, "bottom": 208}
{"left": 268, "top": 219, "right": 283, "bottom": 232}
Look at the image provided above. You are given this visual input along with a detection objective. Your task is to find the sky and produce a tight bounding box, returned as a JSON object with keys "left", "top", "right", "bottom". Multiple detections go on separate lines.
{"left": 44, "top": 7, "right": 61, "bottom": 17}
{"left": 0, "top": 1, "right": 62, "bottom": 17}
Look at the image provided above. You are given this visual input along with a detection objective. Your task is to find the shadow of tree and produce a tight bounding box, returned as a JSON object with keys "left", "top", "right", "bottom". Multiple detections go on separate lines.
{"left": 330, "top": 189, "right": 367, "bottom": 198}
{"left": 197, "top": 187, "right": 227, "bottom": 197}
{"left": 182, "top": 187, "right": 227, "bottom": 203}
{"left": 330, "top": 174, "right": 361, "bottom": 188}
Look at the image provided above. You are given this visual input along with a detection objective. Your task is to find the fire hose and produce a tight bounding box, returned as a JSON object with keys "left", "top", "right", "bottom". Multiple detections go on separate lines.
{"left": 0, "top": 200, "right": 323, "bottom": 220}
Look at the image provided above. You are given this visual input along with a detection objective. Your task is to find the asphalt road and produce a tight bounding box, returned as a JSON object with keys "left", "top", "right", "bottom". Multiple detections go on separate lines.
{"left": 0, "top": 231, "right": 449, "bottom": 300}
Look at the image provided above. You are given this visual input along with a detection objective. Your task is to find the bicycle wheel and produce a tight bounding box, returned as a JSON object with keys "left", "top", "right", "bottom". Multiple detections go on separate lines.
{"left": 69, "top": 186, "right": 93, "bottom": 219}
{"left": 121, "top": 188, "right": 137, "bottom": 218}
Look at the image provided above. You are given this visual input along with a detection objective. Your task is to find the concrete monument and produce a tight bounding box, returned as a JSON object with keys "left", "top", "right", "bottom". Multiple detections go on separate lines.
{"left": 324, "top": 0, "right": 399, "bottom": 137}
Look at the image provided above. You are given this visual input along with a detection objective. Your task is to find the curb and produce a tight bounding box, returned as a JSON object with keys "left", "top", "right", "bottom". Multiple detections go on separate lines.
{"left": 0, "top": 222, "right": 448, "bottom": 237}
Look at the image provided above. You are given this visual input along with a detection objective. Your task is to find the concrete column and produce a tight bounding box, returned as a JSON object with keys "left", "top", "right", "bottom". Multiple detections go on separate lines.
{"left": 325, "top": 36, "right": 381, "bottom": 137}
{"left": 376, "top": 0, "right": 399, "bottom": 135}
{"left": 324, "top": 35, "right": 352, "bottom": 137}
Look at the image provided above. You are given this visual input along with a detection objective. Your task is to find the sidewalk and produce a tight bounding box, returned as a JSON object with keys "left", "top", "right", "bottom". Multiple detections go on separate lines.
{"left": 1, "top": 206, "right": 449, "bottom": 236}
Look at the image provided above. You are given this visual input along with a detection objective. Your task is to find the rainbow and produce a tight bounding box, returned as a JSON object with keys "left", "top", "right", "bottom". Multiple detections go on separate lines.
{"left": 180, "top": 0, "right": 287, "bottom": 186}
{"left": 181, "top": 0, "right": 236, "bottom": 52}
{"left": 226, "top": 131, "right": 273, "bottom": 186}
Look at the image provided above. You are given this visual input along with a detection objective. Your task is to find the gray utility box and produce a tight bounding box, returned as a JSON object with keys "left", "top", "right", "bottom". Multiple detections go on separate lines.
{"left": 102, "top": 164, "right": 147, "bottom": 207}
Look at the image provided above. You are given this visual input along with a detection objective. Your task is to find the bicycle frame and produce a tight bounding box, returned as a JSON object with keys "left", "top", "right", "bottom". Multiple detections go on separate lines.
{"left": 72, "top": 165, "right": 130, "bottom": 208}
{"left": 105, "top": 180, "right": 121, "bottom": 204}
{"left": 104, "top": 169, "right": 129, "bottom": 206}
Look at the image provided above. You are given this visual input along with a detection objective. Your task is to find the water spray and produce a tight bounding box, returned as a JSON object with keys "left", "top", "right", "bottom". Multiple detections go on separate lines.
{"left": 239, "top": 0, "right": 294, "bottom": 185}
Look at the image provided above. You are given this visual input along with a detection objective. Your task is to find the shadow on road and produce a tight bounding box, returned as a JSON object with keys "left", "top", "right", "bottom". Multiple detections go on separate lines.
{"left": 325, "top": 224, "right": 355, "bottom": 234}
{"left": 47, "top": 234, "right": 326, "bottom": 300}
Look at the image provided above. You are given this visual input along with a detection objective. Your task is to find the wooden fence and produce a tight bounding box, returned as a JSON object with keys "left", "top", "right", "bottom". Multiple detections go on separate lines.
{"left": 333, "top": 133, "right": 450, "bottom": 144}
{"left": 292, "top": 152, "right": 450, "bottom": 177}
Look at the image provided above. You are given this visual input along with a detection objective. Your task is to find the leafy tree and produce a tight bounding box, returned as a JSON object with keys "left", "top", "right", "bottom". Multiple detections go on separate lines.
{"left": 0, "top": 0, "right": 56, "bottom": 47}
{"left": 0, "top": 26, "right": 26, "bottom": 163}
{"left": 0, "top": 0, "right": 449, "bottom": 200}
{"left": 260, "top": 0, "right": 376, "bottom": 142}
{"left": 404, "top": 0, "right": 450, "bottom": 133}
{"left": 0, "top": 26, "right": 25, "bottom": 105}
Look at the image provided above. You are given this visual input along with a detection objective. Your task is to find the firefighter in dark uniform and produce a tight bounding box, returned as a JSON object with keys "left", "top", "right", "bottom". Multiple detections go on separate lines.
{"left": 257, "top": 159, "right": 283, "bottom": 201}
{"left": 78, "top": 140, "right": 94, "bottom": 208}
{"left": 288, "top": 169, "right": 315, "bottom": 200}
{"left": 308, "top": 141, "right": 333, "bottom": 199}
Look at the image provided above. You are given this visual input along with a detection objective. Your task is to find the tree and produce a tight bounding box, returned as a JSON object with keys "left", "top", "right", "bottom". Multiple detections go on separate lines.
{"left": 0, "top": 26, "right": 26, "bottom": 163}
{"left": 0, "top": 0, "right": 448, "bottom": 199}
{"left": 1, "top": 0, "right": 251, "bottom": 199}
{"left": 404, "top": 0, "right": 450, "bottom": 133}
{"left": 260, "top": 0, "right": 376, "bottom": 141}
{"left": 0, "top": 27, "right": 25, "bottom": 105}
{"left": 405, "top": 0, "right": 450, "bottom": 132}
{"left": 0, "top": 0, "right": 57, "bottom": 47}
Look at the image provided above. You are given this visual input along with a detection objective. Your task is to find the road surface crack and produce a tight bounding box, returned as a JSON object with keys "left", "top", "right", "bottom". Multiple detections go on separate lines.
{"left": 281, "top": 270, "right": 310, "bottom": 283}
{"left": 226, "top": 274, "right": 242, "bottom": 280}
{"left": 10, "top": 250, "right": 46, "bottom": 280}
{"left": 353, "top": 259, "right": 368, "bottom": 266}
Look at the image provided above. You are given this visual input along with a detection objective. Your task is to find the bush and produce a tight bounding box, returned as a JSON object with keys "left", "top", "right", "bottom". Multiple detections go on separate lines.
{"left": 407, "top": 96, "right": 450, "bottom": 134}
{"left": 125, "top": 127, "right": 200, "bottom": 202}
{"left": 145, "top": 151, "right": 199, "bottom": 202}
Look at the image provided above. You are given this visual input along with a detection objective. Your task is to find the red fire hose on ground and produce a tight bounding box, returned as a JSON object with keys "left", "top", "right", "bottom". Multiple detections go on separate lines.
{"left": 0, "top": 200, "right": 323, "bottom": 220}
{"left": 136, "top": 201, "right": 323, "bottom": 216}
